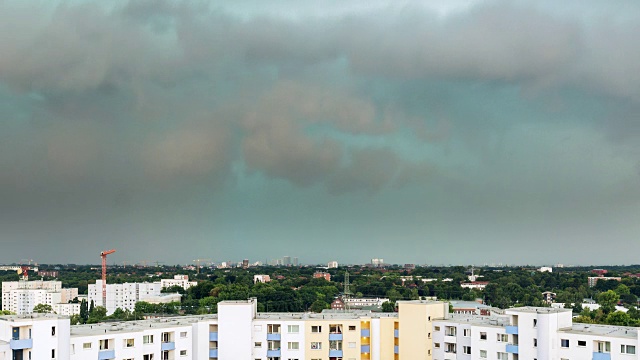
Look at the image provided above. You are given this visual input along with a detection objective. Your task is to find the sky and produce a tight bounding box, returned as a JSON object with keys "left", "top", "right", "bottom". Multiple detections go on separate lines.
{"left": 1, "top": 0, "right": 640, "bottom": 266}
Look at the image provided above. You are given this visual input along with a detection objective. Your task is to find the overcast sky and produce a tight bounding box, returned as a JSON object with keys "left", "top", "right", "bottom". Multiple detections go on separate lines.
{"left": 1, "top": 0, "right": 639, "bottom": 266}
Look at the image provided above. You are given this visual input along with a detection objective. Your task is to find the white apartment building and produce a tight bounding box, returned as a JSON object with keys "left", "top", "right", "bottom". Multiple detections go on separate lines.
{"left": 1, "top": 281, "right": 79, "bottom": 316}
{"left": 328, "top": 261, "right": 339, "bottom": 268}
{"left": 88, "top": 280, "right": 163, "bottom": 315}
{"left": 253, "top": 275, "right": 271, "bottom": 284}
{"left": 160, "top": 275, "right": 198, "bottom": 290}
{"left": 433, "top": 306, "right": 640, "bottom": 360}
{"left": 4, "top": 301, "right": 640, "bottom": 360}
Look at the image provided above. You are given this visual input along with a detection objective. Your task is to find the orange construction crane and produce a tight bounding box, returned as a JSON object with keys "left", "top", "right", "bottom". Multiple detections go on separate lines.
{"left": 100, "top": 249, "right": 116, "bottom": 308}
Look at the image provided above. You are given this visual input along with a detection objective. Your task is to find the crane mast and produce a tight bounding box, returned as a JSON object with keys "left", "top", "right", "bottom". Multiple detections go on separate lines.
{"left": 100, "top": 249, "right": 116, "bottom": 308}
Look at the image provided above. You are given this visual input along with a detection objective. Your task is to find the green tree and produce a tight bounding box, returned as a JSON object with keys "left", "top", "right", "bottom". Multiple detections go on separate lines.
{"left": 381, "top": 301, "right": 396, "bottom": 313}
{"left": 89, "top": 299, "right": 95, "bottom": 313}
{"left": 606, "top": 311, "right": 635, "bottom": 326}
{"left": 32, "top": 303, "right": 53, "bottom": 313}
{"left": 87, "top": 306, "right": 107, "bottom": 323}
{"left": 69, "top": 314, "right": 81, "bottom": 325}
{"left": 310, "top": 300, "right": 329, "bottom": 313}
{"left": 0, "top": 310, "right": 15, "bottom": 315}
{"left": 79, "top": 299, "right": 89, "bottom": 323}
{"left": 597, "top": 290, "right": 620, "bottom": 314}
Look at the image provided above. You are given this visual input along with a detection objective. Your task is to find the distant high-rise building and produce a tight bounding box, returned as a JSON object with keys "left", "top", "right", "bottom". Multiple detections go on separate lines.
{"left": 242, "top": 259, "right": 249, "bottom": 269}
{"left": 293, "top": 257, "right": 299, "bottom": 266}
{"left": 371, "top": 258, "right": 384, "bottom": 267}
{"left": 328, "top": 261, "right": 339, "bottom": 268}
{"left": 283, "top": 256, "right": 291, "bottom": 266}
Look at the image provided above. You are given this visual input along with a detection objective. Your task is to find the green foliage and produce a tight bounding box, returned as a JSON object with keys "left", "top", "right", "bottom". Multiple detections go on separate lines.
{"left": 310, "top": 300, "right": 329, "bottom": 313}
{"left": 32, "top": 303, "right": 53, "bottom": 313}
{"left": 0, "top": 310, "right": 15, "bottom": 315}
{"left": 87, "top": 306, "right": 107, "bottom": 323}
{"left": 381, "top": 301, "right": 396, "bottom": 313}
{"left": 597, "top": 290, "right": 620, "bottom": 314}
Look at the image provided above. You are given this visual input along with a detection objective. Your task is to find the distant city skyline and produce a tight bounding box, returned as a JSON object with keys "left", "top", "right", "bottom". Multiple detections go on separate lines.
{"left": 1, "top": 0, "right": 640, "bottom": 265}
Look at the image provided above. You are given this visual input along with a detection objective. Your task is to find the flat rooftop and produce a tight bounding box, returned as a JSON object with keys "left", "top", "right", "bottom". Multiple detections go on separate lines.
{"left": 0, "top": 313, "right": 65, "bottom": 322}
{"left": 506, "top": 307, "right": 572, "bottom": 314}
{"left": 436, "top": 313, "right": 510, "bottom": 327}
{"left": 70, "top": 315, "right": 217, "bottom": 337}
{"left": 561, "top": 323, "right": 638, "bottom": 339}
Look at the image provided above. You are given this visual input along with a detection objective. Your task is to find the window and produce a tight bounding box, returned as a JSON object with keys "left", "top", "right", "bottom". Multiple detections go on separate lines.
{"left": 348, "top": 325, "right": 356, "bottom": 331}
{"left": 435, "top": 326, "right": 441, "bottom": 331}
{"left": 180, "top": 331, "right": 187, "bottom": 338}
{"left": 329, "top": 340, "right": 342, "bottom": 351}
{"left": 51, "top": 349, "right": 55, "bottom": 359}
{"left": 622, "top": 345, "right": 636, "bottom": 354}
{"left": 70, "top": 344, "right": 75, "bottom": 355}
{"left": 463, "top": 346, "right": 471, "bottom": 355}
{"left": 288, "top": 342, "right": 299, "bottom": 350}
{"left": 311, "top": 326, "right": 322, "bottom": 333}
{"left": 143, "top": 335, "right": 154, "bottom": 344}
{"left": 288, "top": 325, "right": 299, "bottom": 333}
{"left": 445, "top": 343, "right": 456, "bottom": 354}
{"left": 268, "top": 340, "right": 281, "bottom": 351}
{"left": 348, "top": 342, "right": 356, "bottom": 348}
{"left": 497, "top": 334, "right": 508, "bottom": 342}
{"left": 83, "top": 343, "right": 92, "bottom": 349}
{"left": 255, "top": 342, "right": 262, "bottom": 348}
{"left": 143, "top": 355, "right": 154, "bottom": 360}
{"left": 434, "top": 342, "right": 440, "bottom": 349}
{"left": 124, "top": 339, "right": 135, "bottom": 348}
{"left": 497, "top": 352, "right": 508, "bottom": 360}
{"left": 596, "top": 341, "right": 611, "bottom": 353}
{"left": 480, "top": 350, "right": 487, "bottom": 358}
{"left": 445, "top": 326, "right": 456, "bottom": 336}
{"left": 180, "top": 350, "right": 187, "bottom": 356}
{"left": 329, "top": 324, "right": 343, "bottom": 334}
{"left": 480, "top": 332, "right": 487, "bottom": 340}
{"left": 52, "top": 327, "right": 56, "bottom": 336}
{"left": 267, "top": 324, "right": 281, "bottom": 334}
{"left": 463, "top": 329, "right": 471, "bottom": 337}
{"left": 534, "top": 338, "right": 537, "bottom": 347}
{"left": 311, "top": 342, "right": 322, "bottom": 350}
{"left": 561, "top": 339, "right": 569, "bottom": 348}
{"left": 161, "top": 332, "right": 171, "bottom": 343}
{"left": 533, "top": 319, "right": 537, "bottom": 327}
{"left": 99, "top": 339, "right": 110, "bottom": 350}
{"left": 578, "top": 340, "right": 586, "bottom": 347}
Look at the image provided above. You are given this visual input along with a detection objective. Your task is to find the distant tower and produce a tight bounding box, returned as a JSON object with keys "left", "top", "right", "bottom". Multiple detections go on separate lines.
{"left": 344, "top": 271, "right": 352, "bottom": 311}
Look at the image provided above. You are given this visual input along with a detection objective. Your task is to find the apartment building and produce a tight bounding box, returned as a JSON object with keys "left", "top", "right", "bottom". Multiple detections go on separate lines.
{"left": 88, "top": 280, "right": 164, "bottom": 315}
{"left": 0, "top": 298, "right": 449, "bottom": 360}
{"left": 160, "top": 275, "right": 198, "bottom": 290}
{"left": 433, "top": 306, "right": 640, "bottom": 360}
{"left": 1, "top": 281, "right": 79, "bottom": 315}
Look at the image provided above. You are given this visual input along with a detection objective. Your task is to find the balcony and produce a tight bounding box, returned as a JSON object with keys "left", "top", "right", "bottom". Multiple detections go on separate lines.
{"left": 266, "top": 349, "right": 281, "bottom": 357}
{"left": 394, "top": 345, "right": 399, "bottom": 354}
{"left": 505, "top": 326, "right": 518, "bottom": 335}
{"left": 361, "top": 345, "right": 371, "bottom": 353}
{"left": 394, "top": 329, "right": 399, "bottom": 338}
{"left": 361, "top": 329, "right": 370, "bottom": 337}
{"left": 506, "top": 344, "right": 519, "bottom": 354}
{"left": 593, "top": 352, "right": 611, "bottom": 360}
{"left": 266, "top": 333, "right": 281, "bottom": 341}
{"left": 9, "top": 338, "right": 33, "bottom": 350}
{"left": 329, "top": 333, "right": 343, "bottom": 341}
{"left": 209, "top": 349, "right": 218, "bottom": 358}
{"left": 98, "top": 349, "right": 116, "bottom": 360}
{"left": 329, "top": 350, "right": 343, "bottom": 357}
{"left": 209, "top": 332, "right": 218, "bottom": 341}
{"left": 161, "top": 341, "right": 175, "bottom": 351}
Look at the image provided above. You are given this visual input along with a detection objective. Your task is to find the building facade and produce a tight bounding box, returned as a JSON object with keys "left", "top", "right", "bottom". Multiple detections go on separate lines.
{"left": 4, "top": 301, "right": 640, "bottom": 360}
{"left": 1, "top": 281, "right": 79, "bottom": 316}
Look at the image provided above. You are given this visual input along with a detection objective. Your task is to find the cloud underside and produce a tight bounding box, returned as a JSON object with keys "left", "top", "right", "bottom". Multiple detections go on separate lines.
{"left": 1, "top": 1, "right": 640, "bottom": 263}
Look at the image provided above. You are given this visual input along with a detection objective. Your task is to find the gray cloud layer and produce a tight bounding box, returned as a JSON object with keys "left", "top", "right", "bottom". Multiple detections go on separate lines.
{"left": 1, "top": 0, "right": 639, "bottom": 264}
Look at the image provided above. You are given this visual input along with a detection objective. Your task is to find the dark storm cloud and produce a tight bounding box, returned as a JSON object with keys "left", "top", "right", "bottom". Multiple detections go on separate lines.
{"left": 1, "top": 0, "right": 640, "bottom": 264}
